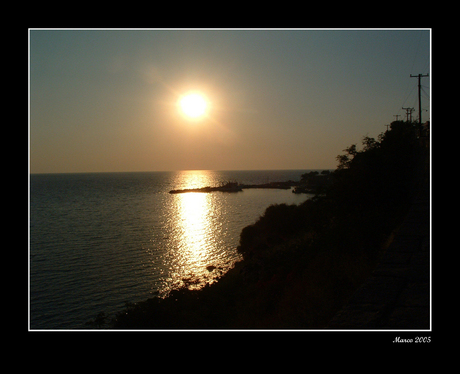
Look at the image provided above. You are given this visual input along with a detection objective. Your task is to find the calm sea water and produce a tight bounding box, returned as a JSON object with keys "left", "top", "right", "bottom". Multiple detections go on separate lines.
{"left": 29, "top": 170, "right": 313, "bottom": 329}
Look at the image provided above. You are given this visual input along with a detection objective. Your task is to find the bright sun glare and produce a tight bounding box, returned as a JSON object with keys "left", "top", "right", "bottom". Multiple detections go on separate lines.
{"left": 179, "top": 92, "right": 208, "bottom": 119}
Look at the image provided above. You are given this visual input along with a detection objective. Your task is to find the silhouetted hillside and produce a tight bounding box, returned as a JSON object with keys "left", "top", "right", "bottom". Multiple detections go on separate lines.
{"left": 103, "top": 121, "right": 428, "bottom": 329}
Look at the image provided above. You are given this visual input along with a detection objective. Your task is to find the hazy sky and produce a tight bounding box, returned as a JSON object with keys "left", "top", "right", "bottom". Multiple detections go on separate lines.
{"left": 29, "top": 29, "right": 430, "bottom": 174}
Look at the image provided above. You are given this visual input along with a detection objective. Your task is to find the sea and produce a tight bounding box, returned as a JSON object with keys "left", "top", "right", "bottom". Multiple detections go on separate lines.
{"left": 29, "top": 170, "right": 314, "bottom": 329}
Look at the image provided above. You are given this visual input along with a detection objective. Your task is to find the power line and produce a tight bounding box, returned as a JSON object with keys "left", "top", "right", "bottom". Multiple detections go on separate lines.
{"left": 400, "top": 84, "right": 417, "bottom": 109}
{"left": 410, "top": 73, "right": 429, "bottom": 125}
{"left": 402, "top": 107, "right": 414, "bottom": 122}
{"left": 421, "top": 86, "right": 430, "bottom": 100}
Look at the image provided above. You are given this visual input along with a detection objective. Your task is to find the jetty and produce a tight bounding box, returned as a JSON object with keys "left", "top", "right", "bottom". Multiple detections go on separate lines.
{"left": 168, "top": 171, "right": 334, "bottom": 194}
{"left": 169, "top": 180, "right": 298, "bottom": 194}
{"left": 169, "top": 181, "right": 243, "bottom": 194}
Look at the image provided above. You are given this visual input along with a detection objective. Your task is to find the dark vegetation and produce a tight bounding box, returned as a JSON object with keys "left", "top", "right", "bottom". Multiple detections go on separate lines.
{"left": 94, "top": 121, "right": 428, "bottom": 329}
{"left": 292, "top": 170, "right": 332, "bottom": 194}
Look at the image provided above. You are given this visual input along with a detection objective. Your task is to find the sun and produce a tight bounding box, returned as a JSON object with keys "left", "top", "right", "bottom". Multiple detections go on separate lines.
{"left": 178, "top": 92, "right": 208, "bottom": 119}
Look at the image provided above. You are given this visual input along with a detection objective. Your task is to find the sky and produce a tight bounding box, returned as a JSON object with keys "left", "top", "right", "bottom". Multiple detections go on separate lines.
{"left": 29, "top": 29, "right": 430, "bottom": 174}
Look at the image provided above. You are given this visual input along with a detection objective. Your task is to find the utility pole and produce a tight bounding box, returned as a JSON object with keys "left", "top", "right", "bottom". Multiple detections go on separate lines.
{"left": 393, "top": 114, "right": 401, "bottom": 121}
{"left": 402, "top": 107, "right": 414, "bottom": 122}
{"left": 410, "top": 73, "right": 429, "bottom": 125}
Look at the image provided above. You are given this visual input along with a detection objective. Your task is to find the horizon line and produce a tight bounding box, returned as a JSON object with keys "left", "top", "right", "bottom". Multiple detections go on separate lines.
{"left": 29, "top": 168, "right": 336, "bottom": 175}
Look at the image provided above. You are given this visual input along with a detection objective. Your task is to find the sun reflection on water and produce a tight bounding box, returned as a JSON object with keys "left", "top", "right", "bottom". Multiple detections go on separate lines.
{"left": 177, "top": 192, "right": 212, "bottom": 265}
{"left": 165, "top": 189, "right": 228, "bottom": 293}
